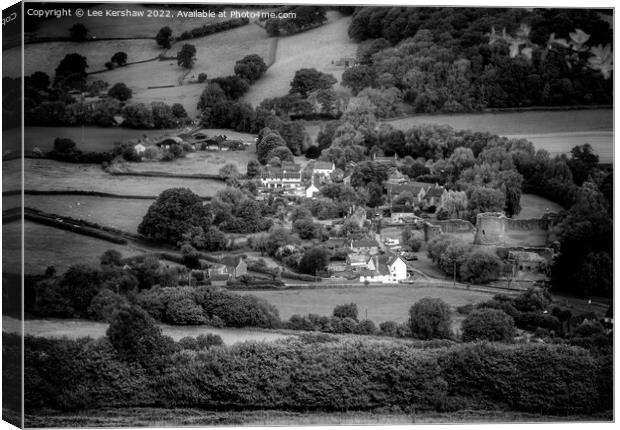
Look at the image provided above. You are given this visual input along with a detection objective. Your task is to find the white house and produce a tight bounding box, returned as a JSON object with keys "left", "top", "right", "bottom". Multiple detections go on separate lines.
{"left": 313, "top": 161, "right": 335, "bottom": 178}
{"left": 134, "top": 143, "right": 146, "bottom": 154}
{"left": 260, "top": 162, "right": 302, "bottom": 192}
{"left": 306, "top": 183, "right": 319, "bottom": 198}
{"left": 359, "top": 254, "right": 408, "bottom": 284}
{"left": 346, "top": 253, "right": 376, "bottom": 270}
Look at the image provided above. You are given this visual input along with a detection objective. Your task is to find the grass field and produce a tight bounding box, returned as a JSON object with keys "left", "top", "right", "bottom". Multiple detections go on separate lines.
{"left": 4, "top": 39, "right": 162, "bottom": 78}
{"left": 123, "top": 148, "right": 258, "bottom": 176}
{"left": 516, "top": 193, "right": 564, "bottom": 219}
{"left": 24, "top": 195, "right": 154, "bottom": 233}
{"left": 21, "top": 158, "right": 226, "bottom": 197}
{"left": 2, "top": 316, "right": 292, "bottom": 345}
{"left": 242, "top": 12, "right": 357, "bottom": 107}
{"left": 2, "top": 221, "right": 144, "bottom": 275}
{"left": 237, "top": 286, "right": 494, "bottom": 325}
{"left": 22, "top": 407, "right": 612, "bottom": 427}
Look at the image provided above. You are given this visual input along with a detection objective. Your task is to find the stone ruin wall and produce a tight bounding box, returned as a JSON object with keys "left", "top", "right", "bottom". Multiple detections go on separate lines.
{"left": 423, "top": 219, "right": 474, "bottom": 242}
{"left": 473, "top": 212, "right": 552, "bottom": 246}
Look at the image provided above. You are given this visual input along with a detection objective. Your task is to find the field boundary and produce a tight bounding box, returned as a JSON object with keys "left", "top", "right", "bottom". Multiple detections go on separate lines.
{"left": 107, "top": 170, "right": 224, "bottom": 180}
{"left": 5, "top": 189, "right": 213, "bottom": 200}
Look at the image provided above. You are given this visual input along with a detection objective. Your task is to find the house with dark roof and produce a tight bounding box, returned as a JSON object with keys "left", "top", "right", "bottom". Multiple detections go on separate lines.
{"left": 349, "top": 239, "right": 380, "bottom": 255}
{"left": 260, "top": 163, "right": 302, "bottom": 192}
{"left": 219, "top": 256, "right": 248, "bottom": 279}
{"left": 423, "top": 184, "right": 447, "bottom": 206}
{"left": 312, "top": 161, "right": 335, "bottom": 177}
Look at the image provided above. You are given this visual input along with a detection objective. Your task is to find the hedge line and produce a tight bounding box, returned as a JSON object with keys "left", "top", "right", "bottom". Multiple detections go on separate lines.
{"left": 18, "top": 333, "right": 610, "bottom": 415}
{"left": 176, "top": 18, "right": 249, "bottom": 41}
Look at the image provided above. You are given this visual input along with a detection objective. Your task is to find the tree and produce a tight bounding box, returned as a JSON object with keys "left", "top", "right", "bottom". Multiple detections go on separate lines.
{"left": 197, "top": 82, "right": 227, "bottom": 112}
{"left": 342, "top": 64, "right": 376, "bottom": 95}
{"left": 333, "top": 303, "right": 359, "bottom": 320}
{"left": 55, "top": 53, "right": 88, "bottom": 80}
{"left": 122, "top": 103, "right": 154, "bottom": 128}
{"left": 111, "top": 51, "right": 128, "bottom": 66}
{"left": 219, "top": 163, "right": 240, "bottom": 182}
{"left": 408, "top": 298, "right": 452, "bottom": 339}
{"left": 467, "top": 186, "right": 505, "bottom": 221}
{"left": 87, "top": 289, "right": 127, "bottom": 322}
{"left": 568, "top": 143, "right": 599, "bottom": 186}
{"left": 26, "top": 71, "right": 50, "bottom": 90}
{"left": 107, "top": 305, "right": 174, "bottom": 369}
{"left": 108, "top": 83, "right": 132, "bottom": 101}
{"left": 439, "top": 190, "right": 468, "bottom": 219}
{"left": 257, "top": 132, "right": 286, "bottom": 164}
{"left": 266, "top": 146, "right": 294, "bottom": 164}
{"left": 246, "top": 160, "right": 261, "bottom": 178}
{"left": 401, "top": 227, "right": 422, "bottom": 251}
{"left": 69, "top": 23, "right": 89, "bottom": 41}
{"left": 234, "top": 54, "right": 267, "bottom": 83}
{"left": 498, "top": 170, "right": 523, "bottom": 217}
{"left": 293, "top": 218, "right": 323, "bottom": 240}
{"left": 290, "top": 68, "right": 337, "bottom": 97}
{"left": 198, "top": 73, "right": 208, "bottom": 83}
{"left": 298, "top": 247, "right": 329, "bottom": 275}
{"left": 460, "top": 251, "right": 502, "bottom": 284}
{"left": 461, "top": 309, "right": 515, "bottom": 342}
{"left": 177, "top": 44, "right": 197, "bottom": 69}
{"left": 100, "top": 249, "right": 123, "bottom": 267}
{"left": 138, "top": 188, "right": 211, "bottom": 245}
{"left": 156, "top": 26, "right": 173, "bottom": 48}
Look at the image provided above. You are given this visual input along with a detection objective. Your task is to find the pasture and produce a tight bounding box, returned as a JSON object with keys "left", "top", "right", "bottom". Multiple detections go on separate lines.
{"left": 2, "top": 316, "right": 292, "bottom": 345}
{"left": 237, "top": 286, "right": 494, "bottom": 324}
{"left": 3, "top": 221, "right": 144, "bottom": 275}
{"left": 23, "top": 158, "right": 226, "bottom": 197}
{"left": 516, "top": 193, "right": 564, "bottom": 219}
{"left": 5, "top": 39, "right": 162, "bottom": 78}
{"left": 24, "top": 195, "right": 154, "bottom": 233}
{"left": 123, "top": 149, "right": 257, "bottom": 176}
{"left": 242, "top": 12, "right": 357, "bottom": 107}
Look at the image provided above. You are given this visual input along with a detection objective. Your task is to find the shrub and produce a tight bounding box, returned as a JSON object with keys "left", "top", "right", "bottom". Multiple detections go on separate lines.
{"left": 87, "top": 289, "right": 127, "bottom": 322}
{"left": 409, "top": 298, "right": 452, "bottom": 340}
{"left": 459, "top": 251, "right": 502, "bottom": 283}
{"left": 379, "top": 321, "right": 398, "bottom": 337}
{"left": 461, "top": 309, "right": 515, "bottom": 342}
{"left": 178, "top": 334, "right": 223, "bottom": 350}
{"left": 333, "top": 303, "right": 358, "bottom": 320}
{"left": 198, "top": 72, "right": 207, "bottom": 83}
{"left": 514, "top": 312, "right": 561, "bottom": 333}
{"left": 108, "top": 83, "right": 132, "bottom": 101}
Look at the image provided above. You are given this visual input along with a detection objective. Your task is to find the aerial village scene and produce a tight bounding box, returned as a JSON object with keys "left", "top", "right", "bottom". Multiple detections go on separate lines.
{"left": 1, "top": 2, "right": 615, "bottom": 426}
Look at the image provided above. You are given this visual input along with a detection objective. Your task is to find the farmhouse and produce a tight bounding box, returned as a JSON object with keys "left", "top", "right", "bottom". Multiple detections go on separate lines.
{"left": 260, "top": 162, "right": 302, "bottom": 191}
{"left": 423, "top": 184, "right": 447, "bottom": 206}
{"left": 219, "top": 256, "right": 248, "bottom": 279}
{"left": 349, "top": 239, "right": 380, "bottom": 255}
{"left": 386, "top": 182, "right": 427, "bottom": 203}
{"left": 359, "top": 254, "right": 408, "bottom": 284}
{"left": 346, "top": 253, "right": 376, "bottom": 270}
{"left": 312, "top": 161, "right": 335, "bottom": 177}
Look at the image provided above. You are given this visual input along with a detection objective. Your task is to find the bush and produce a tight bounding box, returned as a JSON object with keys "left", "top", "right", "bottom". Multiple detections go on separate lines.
{"left": 459, "top": 251, "right": 502, "bottom": 283}
{"left": 87, "top": 289, "right": 127, "bottom": 322}
{"left": 178, "top": 334, "right": 223, "bottom": 350}
{"left": 409, "top": 298, "right": 452, "bottom": 340}
{"left": 514, "top": 312, "right": 561, "bottom": 333}
{"left": 461, "top": 309, "right": 515, "bottom": 342}
{"left": 108, "top": 83, "right": 132, "bottom": 101}
{"left": 333, "top": 303, "right": 358, "bottom": 320}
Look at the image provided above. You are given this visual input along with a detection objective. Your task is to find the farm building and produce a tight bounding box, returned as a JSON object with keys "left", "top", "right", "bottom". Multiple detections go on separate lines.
{"left": 359, "top": 254, "right": 408, "bottom": 284}
{"left": 260, "top": 162, "right": 303, "bottom": 192}
{"left": 349, "top": 239, "right": 380, "bottom": 255}
{"left": 219, "top": 256, "right": 248, "bottom": 279}
{"left": 312, "top": 161, "right": 336, "bottom": 177}
{"left": 346, "top": 253, "right": 376, "bottom": 270}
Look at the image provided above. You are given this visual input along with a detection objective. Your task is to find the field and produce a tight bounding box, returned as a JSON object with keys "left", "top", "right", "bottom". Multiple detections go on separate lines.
{"left": 21, "top": 158, "right": 227, "bottom": 197}
{"left": 237, "top": 286, "right": 494, "bottom": 324}
{"left": 4, "top": 39, "right": 162, "bottom": 78}
{"left": 86, "top": 24, "right": 273, "bottom": 116}
{"left": 24, "top": 195, "right": 154, "bottom": 233}
{"left": 3, "top": 221, "right": 145, "bottom": 275}
{"left": 2, "top": 316, "right": 292, "bottom": 345}
{"left": 516, "top": 193, "right": 564, "bottom": 219}
{"left": 241, "top": 12, "right": 357, "bottom": 107}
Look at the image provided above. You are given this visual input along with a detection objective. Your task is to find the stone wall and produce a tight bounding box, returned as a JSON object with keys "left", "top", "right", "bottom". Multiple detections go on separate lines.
{"left": 474, "top": 212, "right": 553, "bottom": 246}
{"left": 423, "top": 219, "right": 474, "bottom": 242}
